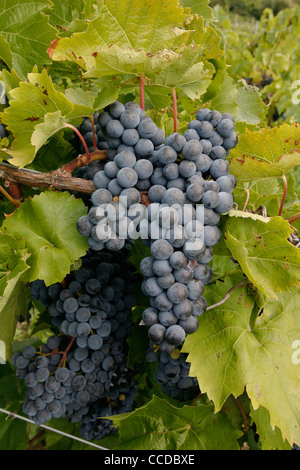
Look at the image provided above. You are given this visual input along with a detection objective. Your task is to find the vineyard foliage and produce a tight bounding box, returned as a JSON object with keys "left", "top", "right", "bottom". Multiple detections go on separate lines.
{"left": 0, "top": 0, "right": 299, "bottom": 451}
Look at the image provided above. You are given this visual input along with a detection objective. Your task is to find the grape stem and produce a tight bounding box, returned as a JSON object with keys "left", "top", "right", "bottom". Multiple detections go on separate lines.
{"left": 58, "top": 336, "right": 76, "bottom": 368}
{"left": 90, "top": 115, "right": 98, "bottom": 152}
{"left": 26, "top": 429, "right": 46, "bottom": 450}
{"left": 38, "top": 336, "right": 76, "bottom": 368}
{"left": 278, "top": 175, "right": 287, "bottom": 217}
{"left": 3, "top": 179, "right": 23, "bottom": 205}
{"left": 206, "top": 279, "right": 247, "bottom": 311}
{"left": 234, "top": 397, "right": 250, "bottom": 432}
{"left": 287, "top": 212, "right": 300, "bottom": 225}
{"left": 63, "top": 123, "right": 91, "bottom": 159}
{"left": 254, "top": 205, "right": 267, "bottom": 217}
{"left": 172, "top": 88, "right": 178, "bottom": 133}
{"left": 59, "top": 149, "right": 107, "bottom": 174}
{"left": 140, "top": 74, "right": 145, "bottom": 111}
{"left": 190, "top": 392, "right": 203, "bottom": 406}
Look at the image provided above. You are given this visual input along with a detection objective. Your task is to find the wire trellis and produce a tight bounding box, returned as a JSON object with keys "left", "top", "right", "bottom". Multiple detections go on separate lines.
{"left": 0, "top": 407, "right": 109, "bottom": 450}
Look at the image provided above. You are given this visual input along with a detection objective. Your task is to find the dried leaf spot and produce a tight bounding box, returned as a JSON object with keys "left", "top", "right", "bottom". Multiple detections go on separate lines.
{"left": 26, "top": 116, "right": 40, "bottom": 122}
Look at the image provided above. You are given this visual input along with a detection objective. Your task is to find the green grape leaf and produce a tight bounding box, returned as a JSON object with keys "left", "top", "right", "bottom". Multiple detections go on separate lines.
{"left": 0, "top": 69, "right": 94, "bottom": 167}
{"left": 208, "top": 237, "right": 242, "bottom": 281}
{"left": 83, "top": 46, "right": 182, "bottom": 79}
{"left": 182, "top": 279, "right": 300, "bottom": 447}
{"left": 0, "top": 68, "right": 22, "bottom": 100}
{"left": 233, "top": 178, "right": 281, "bottom": 217}
{"left": 0, "top": 199, "right": 14, "bottom": 225}
{"left": 0, "top": 233, "right": 30, "bottom": 298}
{"left": 181, "top": 0, "right": 214, "bottom": 20}
{"left": 250, "top": 405, "right": 291, "bottom": 450}
{"left": 29, "top": 129, "right": 77, "bottom": 172}
{"left": 31, "top": 111, "right": 68, "bottom": 156}
{"left": 282, "top": 201, "right": 300, "bottom": 233}
{"left": 0, "top": 35, "right": 12, "bottom": 69}
{"left": 230, "top": 123, "right": 300, "bottom": 182}
{"left": 205, "top": 67, "right": 238, "bottom": 115}
{"left": 64, "top": 87, "right": 95, "bottom": 108}
{"left": 44, "top": 0, "right": 86, "bottom": 35}
{"left": 49, "top": 0, "right": 189, "bottom": 67}
{"left": 224, "top": 211, "right": 300, "bottom": 299}
{"left": 0, "top": 0, "right": 57, "bottom": 79}
{"left": 127, "top": 238, "right": 151, "bottom": 275}
{"left": 0, "top": 412, "right": 28, "bottom": 451}
{"left": 185, "top": 16, "right": 223, "bottom": 60}
{"left": 147, "top": 45, "right": 215, "bottom": 102}
{"left": 144, "top": 85, "right": 172, "bottom": 110}
{"left": 0, "top": 365, "right": 28, "bottom": 450}
{"left": 94, "top": 82, "right": 121, "bottom": 110}
{"left": 1, "top": 191, "right": 88, "bottom": 286}
{"left": 0, "top": 279, "right": 30, "bottom": 361}
{"left": 235, "top": 80, "right": 267, "bottom": 125}
{"left": 109, "top": 396, "right": 242, "bottom": 450}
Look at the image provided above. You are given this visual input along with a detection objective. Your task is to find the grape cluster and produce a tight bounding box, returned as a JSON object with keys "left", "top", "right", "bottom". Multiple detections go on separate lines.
{"left": 76, "top": 100, "right": 164, "bottom": 251}
{"left": 14, "top": 249, "right": 138, "bottom": 438}
{"left": 79, "top": 368, "right": 137, "bottom": 441}
{"left": 74, "top": 101, "right": 238, "bottom": 402}
{"left": 148, "top": 348, "right": 199, "bottom": 402}
{"left": 138, "top": 109, "right": 237, "bottom": 354}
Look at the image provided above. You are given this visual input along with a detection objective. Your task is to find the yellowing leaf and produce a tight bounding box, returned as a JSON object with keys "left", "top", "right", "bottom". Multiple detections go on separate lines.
{"left": 230, "top": 123, "right": 300, "bottom": 182}
{"left": 225, "top": 211, "right": 300, "bottom": 299}
{"left": 0, "top": 69, "right": 94, "bottom": 167}
{"left": 49, "top": 0, "right": 190, "bottom": 67}
{"left": 182, "top": 280, "right": 300, "bottom": 447}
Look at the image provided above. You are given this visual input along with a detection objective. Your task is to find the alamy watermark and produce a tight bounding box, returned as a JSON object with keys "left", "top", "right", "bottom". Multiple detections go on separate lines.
{"left": 94, "top": 199, "right": 207, "bottom": 245}
{"left": 291, "top": 340, "right": 300, "bottom": 365}
{"left": 291, "top": 80, "right": 300, "bottom": 105}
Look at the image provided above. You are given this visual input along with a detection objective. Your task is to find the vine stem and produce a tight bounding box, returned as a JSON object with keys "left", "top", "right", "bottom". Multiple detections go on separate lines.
{"left": 140, "top": 74, "right": 145, "bottom": 111}
{"left": 172, "top": 88, "right": 178, "bottom": 133}
{"left": 278, "top": 175, "right": 287, "bottom": 217}
{"left": 234, "top": 397, "right": 249, "bottom": 432}
{"left": 59, "top": 149, "right": 107, "bottom": 174}
{"left": 26, "top": 429, "right": 46, "bottom": 450}
{"left": 190, "top": 392, "right": 202, "bottom": 406}
{"left": 0, "top": 149, "right": 107, "bottom": 194}
{"left": 0, "top": 184, "right": 20, "bottom": 207}
{"left": 254, "top": 205, "right": 267, "bottom": 217}
{"left": 287, "top": 212, "right": 300, "bottom": 224}
{"left": 206, "top": 279, "right": 247, "bottom": 311}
